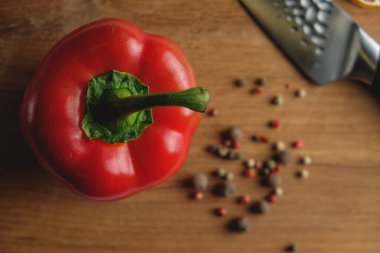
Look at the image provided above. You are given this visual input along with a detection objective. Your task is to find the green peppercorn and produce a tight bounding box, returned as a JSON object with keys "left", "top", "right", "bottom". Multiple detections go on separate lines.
{"left": 255, "top": 77, "right": 268, "bottom": 86}
{"left": 271, "top": 95, "right": 284, "bottom": 106}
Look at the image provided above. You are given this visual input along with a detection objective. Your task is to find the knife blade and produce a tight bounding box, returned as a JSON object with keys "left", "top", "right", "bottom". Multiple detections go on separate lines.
{"left": 239, "top": 0, "right": 380, "bottom": 88}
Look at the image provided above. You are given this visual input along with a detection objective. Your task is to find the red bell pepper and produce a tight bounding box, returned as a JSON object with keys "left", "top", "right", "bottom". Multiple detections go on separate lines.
{"left": 20, "top": 18, "right": 209, "bottom": 200}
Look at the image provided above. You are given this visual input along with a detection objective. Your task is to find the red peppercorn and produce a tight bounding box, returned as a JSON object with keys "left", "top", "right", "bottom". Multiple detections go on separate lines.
{"left": 292, "top": 140, "right": 304, "bottom": 149}
{"left": 215, "top": 207, "right": 227, "bottom": 217}
{"left": 255, "top": 161, "right": 263, "bottom": 170}
{"left": 231, "top": 140, "right": 241, "bottom": 150}
{"left": 284, "top": 83, "right": 291, "bottom": 89}
{"left": 259, "top": 136, "right": 269, "bottom": 143}
{"left": 239, "top": 195, "right": 252, "bottom": 204}
{"left": 250, "top": 87, "right": 262, "bottom": 95}
{"left": 207, "top": 108, "right": 219, "bottom": 117}
{"left": 271, "top": 167, "right": 282, "bottom": 174}
{"left": 269, "top": 119, "right": 281, "bottom": 129}
{"left": 192, "top": 191, "right": 203, "bottom": 200}
{"left": 266, "top": 194, "right": 277, "bottom": 203}
{"left": 243, "top": 169, "right": 255, "bottom": 178}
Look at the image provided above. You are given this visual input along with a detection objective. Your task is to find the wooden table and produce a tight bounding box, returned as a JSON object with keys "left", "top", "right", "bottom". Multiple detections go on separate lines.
{"left": 1, "top": 1, "right": 379, "bottom": 252}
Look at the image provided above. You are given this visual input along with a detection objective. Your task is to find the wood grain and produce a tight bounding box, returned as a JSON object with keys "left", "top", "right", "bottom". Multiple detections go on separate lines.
{"left": 0, "top": 1, "right": 380, "bottom": 252}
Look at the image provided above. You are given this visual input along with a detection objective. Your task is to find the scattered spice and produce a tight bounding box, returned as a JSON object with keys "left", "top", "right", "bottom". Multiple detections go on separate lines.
{"left": 271, "top": 167, "right": 281, "bottom": 175}
{"left": 225, "top": 172, "right": 235, "bottom": 181}
{"left": 292, "top": 140, "right": 304, "bottom": 149}
{"left": 207, "top": 108, "right": 219, "bottom": 117}
{"left": 206, "top": 145, "right": 218, "bottom": 155}
{"left": 271, "top": 95, "right": 284, "bottom": 106}
{"left": 243, "top": 168, "right": 255, "bottom": 178}
{"left": 226, "top": 150, "right": 241, "bottom": 160}
{"left": 285, "top": 244, "right": 299, "bottom": 252}
{"left": 234, "top": 78, "right": 248, "bottom": 87}
{"left": 244, "top": 158, "right": 255, "bottom": 168}
{"left": 273, "top": 141, "right": 286, "bottom": 151}
{"left": 269, "top": 119, "right": 281, "bottom": 129}
{"left": 213, "top": 181, "right": 236, "bottom": 197}
{"left": 296, "top": 169, "right": 310, "bottom": 179}
{"left": 223, "top": 139, "right": 232, "bottom": 147}
{"left": 255, "top": 77, "right": 268, "bottom": 86}
{"left": 239, "top": 194, "right": 252, "bottom": 204}
{"left": 266, "top": 194, "right": 277, "bottom": 203}
{"left": 265, "top": 159, "right": 277, "bottom": 170}
{"left": 259, "top": 136, "right": 269, "bottom": 143}
{"left": 300, "top": 156, "right": 312, "bottom": 165}
{"left": 214, "top": 168, "right": 227, "bottom": 178}
{"left": 228, "top": 216, "right": 251, "bottom": 233}
{"left": 267, "top": 174, "right": 282, "bottom": 188}
{"left": 255, "top": 161, "right": 263, "bottom": 170}
{"left": 251, "top": 135, "right": 258, "bottom": 141}
{"left": 284, "top": 83, "right": 291, "bottom": 89}
{"left": 192, "top": 173, "right": 209, "bottom": 191}
{"left": 273, "top": 187, "right": 284, "bottom": 196}
{"left": 295, "top": 88, "right": 307, "bottom": 98}
{"left": 218, "top": 147, "right": 229, "bottom": 158}
{"left": 192, "top": 191, "right": 203, "bottom": 200}
{"left": 229, "top": 126, "right": 243, "bottom": 141}
{"left": 250, "top": 87, "right": 262, "bottom": 95}
{"left": 250, "top": 200, "right": 271, "bottom": 214}
{"left": 273, "top": 151, "right": 292, "bottom": 165}
{"left": 215, "top": 207, "right": 227, "bottom": 217}
{"left": 231, "top": 140, "right": 241, "bottom": 150}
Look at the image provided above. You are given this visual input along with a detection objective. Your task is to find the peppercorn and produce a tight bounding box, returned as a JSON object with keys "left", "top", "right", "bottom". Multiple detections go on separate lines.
{"left": 192, "top": 173, "right": 208, "bottom": 191}
{"left": 218, "top": 147, "right": 229, "bottom": 158}
{"left": 284, "top": 83, "right": 291, "bottom": 89}
{"left": 269, "top": 119, "right": 281, "bottom": 129}
{"left": 228, "top": 216, "right": 251, "bottom": 233}
{"left": 249, "top": 200, "right": 271, "bottom": 214}
{"left": 285, "top": 244, "right": 299, "bottom": 252}
{"left": 224, "top": 172, "right": 235, "bottom": 181}
{"left": 239, "top": 194, "right": 251, "bottom": 204}
{"left": 295, "top": 88, "right": 307, "bottom": 98}
{"left": 207, "top": 108, "right": 219, "bottom": 116}
{"left": 244, "top": 158, "right": 255, "bottom": 168}
{"left": 300, "top": 156, "right": 312, "bottom": 165}
{"left": 273, "top": 151, "right": 292, "bottom": 166}
{"left": 251, "top": 135, "right": 258, "bottom": 141}
{"left": 215, "top": 207, "right": 227, "bottom": 217}
{"left": 271, "top": 167, "right": 281, "bottom": 174}
{"left": 296, "top": 169, "right": 310, "bottom": 179}
{"left": 192, "top": 191, "right": 203, "bottom": 200}
{"left": 255, "top": 77, "right": 268, "bottom": 86}
{"left": 226, "top": 150, "right": 241, "bottom": 160}
{"left": 268, "top": 174, "right": 282, "bottom": 188}
{"left": 229, "top": 126, "right": 243, "bottom": 141}
{"left": 259, "top": 136, "right": 269, "bottom": 143}
{"left": 271, "top": 95, "right": 284, "bottom": 105}
{"left": 292, "top": 140, "right": 304, "bottom": 149}
{"left": 250, "top": 87, "right": 262, "bottom": 95}
{"left": 265, "top": 159, "right": 277, "bottom": 170}
{"left": 213, "top": 181, "right": 236, "bottom": 197}
{"left": 214, "top": 168, "right": 227, "bottom": 178}
{"left": 273, "top": 187, "right": 284, "bottom": 196}
{"left": 273, "top": 141, "right": 286, "bottom": 151}
{"left": 222, "top": 139, "right": 232, "bottom": 147}
{"left": 266, "top": 194, "right": 277, "bottom": 203}
{"left": 206, "top": 145, "right": 218, "bottom": 155}
{"left": 242, "top": 168, "right": 255, "bottom": 178}
{"left": 234, "top": 78, "right": 247, "bottom": 87}
{"left": 231, "top": 140, "right": 241, "bottom": 150}
{"left": 255, "top": 161, "right": 263, "bottom": 170}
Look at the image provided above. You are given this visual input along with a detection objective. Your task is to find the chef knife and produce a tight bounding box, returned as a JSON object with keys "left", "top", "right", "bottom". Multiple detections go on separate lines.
{"left": 239, "top": 0, "right": 380, "bottom": 94}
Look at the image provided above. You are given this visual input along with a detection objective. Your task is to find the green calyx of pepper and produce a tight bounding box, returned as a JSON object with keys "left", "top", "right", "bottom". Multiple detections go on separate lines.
{"left": 82, "top": 70, "right": 210, "bottom": 144}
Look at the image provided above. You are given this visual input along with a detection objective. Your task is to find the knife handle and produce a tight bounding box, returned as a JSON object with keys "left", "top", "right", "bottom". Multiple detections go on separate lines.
{"left": 372, "top": 60, "right": 380, "bottom": 96}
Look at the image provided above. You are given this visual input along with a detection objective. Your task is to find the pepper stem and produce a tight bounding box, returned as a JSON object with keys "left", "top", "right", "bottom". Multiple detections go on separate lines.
{"left": 104, "top": 87, "right": 210, "bottom": 119}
